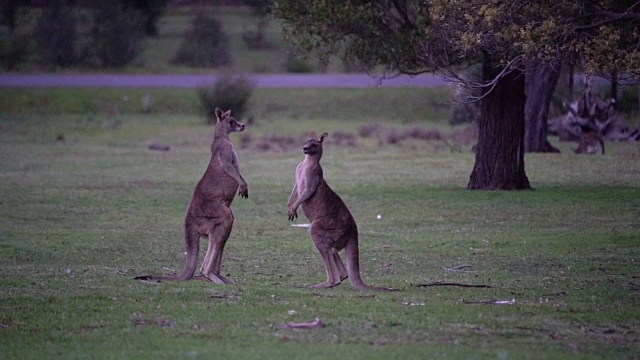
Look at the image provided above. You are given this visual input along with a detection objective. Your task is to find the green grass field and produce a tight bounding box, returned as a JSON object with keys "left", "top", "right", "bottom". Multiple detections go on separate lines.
{"left": 1, "top": 88, "right": 639, "bottom": 359}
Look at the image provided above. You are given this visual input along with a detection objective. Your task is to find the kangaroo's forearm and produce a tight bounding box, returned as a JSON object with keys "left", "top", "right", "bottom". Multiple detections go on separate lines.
{"left": 288, "top": 195, "right": 297, "bottom": 207}
{"left": 288, "top": 185, "right": 298, "bottom": 206}
{"left": 292, "top": 188, "right": 315, "bottom": 209}
{"left": 222, "top": 163, "right": 246, "bottom": 185}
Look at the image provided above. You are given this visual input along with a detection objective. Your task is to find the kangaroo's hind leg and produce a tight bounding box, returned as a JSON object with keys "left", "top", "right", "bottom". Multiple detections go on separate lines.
{"left": 199, "top": 207, "right": 235, "bottom": 284}
{"left": 331, "top": 248, "right": 348, "bottom": 282}
{"left": 311, "top": 248, "right": 343, "bottom": 288}
{"left": 309, "top": 221, "right": 345, "bottom": 288}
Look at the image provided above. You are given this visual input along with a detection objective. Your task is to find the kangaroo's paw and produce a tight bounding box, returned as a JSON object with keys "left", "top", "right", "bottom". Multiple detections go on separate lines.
{"left": 311, "top": 281, "right": 340, "bottom": 289}
{"left": 200, "top": 272, "right": 235, "bottom": 285}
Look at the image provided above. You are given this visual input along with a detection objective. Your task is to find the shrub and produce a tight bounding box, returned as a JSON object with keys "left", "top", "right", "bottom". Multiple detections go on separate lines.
{"left": 172, "top": 14, "right": 231, "bottom": 68}
{"left": 449, "top": 64, "right": 482, "bottom": 125}
{"left": 1, "top": 0, "right": 30, "bottom": 32}
{"left": 358, "top": 122, "right": 384, "bottom": 138}
{"left": 91, "top": 3, "right": 145, "bottom": 68}
{"left": 241, "top": 28, "right": 273, "bottom": 50}
{"left": 74, "top": 8, "right": 100, "bottom": 68}
{"left": 283, "top": 50, "right": 314, "bottom": 73}
{"left": 241, "top": 0, "right": 272, "bottom": 51}
{"left": 0, "top": 33, "right": 29, "bottom": 70}
{"left": 603, "top": 85, "right": 640, "bottom": 115}
{"left": 118, "top": 0, "right": 169, "bottom": 37}
{"left": 449, "top": 101, "right": 480, "bottom": 125}
{"left": 34, "top": 4, "right": 79, "bottom": 68}
{"left": 197, "top": 73, "right": 256, "bottom": 124}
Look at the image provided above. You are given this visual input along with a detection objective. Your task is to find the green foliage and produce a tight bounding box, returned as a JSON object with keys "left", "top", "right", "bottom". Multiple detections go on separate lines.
{"left": 608, "top": 86, "right": 640, "bottom": 115}
{"left": 196, "top": 73, "right": 256, "bottom": 123}
{"left": 273, "top": 0, "right": 640, "bottom": 190}
{"left": 448, "top": 65, "right": 482, "bottom": 125}
{"left": 34, "top": 4, "right": 79, "bottom": 68}
{"left": 118, "top": 0, "right": 169, "bottom": 36}
{"left": 241, "top": 0, "right": 273, "bottom": 51}
{"left": 244, "top": 0, "right": 271, "bottom": 17}
{"left": 30, "top": 3, "right": 146, "bottom": 69}
{"left": 172, "top": 13, "right": 232, "bottom": 68}
{"left": 92, "top": 3, "right": 145, "bottom": 68}
{"left": 275, "top": 1, "right": 640, "bottom": 80}
{"left": 275, "top": 1, "right": 427, "bottom": 74}
{"left": 448, "top": 101, "right": 478, "bottom": 126}
{"left": 283, "top": 49, "right": 314, "bottom": 73}
{"left": 241, "top": 22, "right": 274, "bottom": 50}
{"left": 0, "top": 0, "right": 29, "bottom": 32}
{"left": 0, "top": 33, "right": 28, "bottom": 70}
{"left": 1, "top": 6, "right": 331, "bottom": 74}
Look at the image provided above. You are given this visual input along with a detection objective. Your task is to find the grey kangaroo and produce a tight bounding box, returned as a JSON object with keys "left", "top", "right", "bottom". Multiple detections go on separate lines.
{"left": 136, "top": 108, "right": 248, "bottom": 284}
{"left": 288, "top": 132, "right": 393, "bottom": 291}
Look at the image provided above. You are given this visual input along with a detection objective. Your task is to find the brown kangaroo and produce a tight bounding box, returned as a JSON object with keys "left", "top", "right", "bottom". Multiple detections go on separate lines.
{"left": 288, "top": 132, "right": 393, "bottom": 291}
{"left": 136, "top": 108, "right": 248, "bottom": 284}
{"left": 574, "top": 130, "right": 605, "bottom": 155}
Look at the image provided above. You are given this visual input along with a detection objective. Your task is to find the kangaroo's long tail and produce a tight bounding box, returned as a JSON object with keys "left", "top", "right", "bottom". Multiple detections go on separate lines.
{"left": 345, "top": 234, "right": 396, "bottom": 292}
{"left": 134, "top": 217, "right": 199, "bottom": 282}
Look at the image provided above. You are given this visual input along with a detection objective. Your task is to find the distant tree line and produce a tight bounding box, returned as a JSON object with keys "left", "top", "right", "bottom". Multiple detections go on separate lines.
{"left": 0, "top": 0, "right": 169, "bottom": 69}
{"left": 0, "top": 0, "right": 279, "bottom": 71}
{"left": 2, "top": 0, "right": 168, "bottom": 35}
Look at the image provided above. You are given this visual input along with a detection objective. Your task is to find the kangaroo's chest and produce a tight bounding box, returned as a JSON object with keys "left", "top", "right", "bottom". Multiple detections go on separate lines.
{"left": 198, "top": 150, "right": 238, "bottom": 199}
{"left": 295, "top": 164, "right": 319, "bottom": 197}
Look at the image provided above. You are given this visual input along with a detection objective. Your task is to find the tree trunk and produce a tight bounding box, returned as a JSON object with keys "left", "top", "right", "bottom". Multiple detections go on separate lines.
{"left": 524, "top": 60, "right": 561, "bottom": 153}
{"left": 568, "top": 64, "right": 574, "bottom": 96}
{"left": 468, "top": 57, "right": 531, "bottom": 190}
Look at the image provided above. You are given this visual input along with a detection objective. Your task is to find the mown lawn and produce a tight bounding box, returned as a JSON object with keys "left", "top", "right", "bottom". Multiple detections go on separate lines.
{"left": 0, "top": 88, "right": 639, "bottom": 359}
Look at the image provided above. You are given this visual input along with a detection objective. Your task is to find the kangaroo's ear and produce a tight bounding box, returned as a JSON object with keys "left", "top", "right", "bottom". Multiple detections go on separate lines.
{"left": 215, "top": 107, "right": 223, "bottom": 119}
{"left": 319, "top": 133, "right": 328, "bottom": 143}
{"left": 223, "top": 110, "right": 231, "bottom": 118}
{"left": 307, "top": 131, "right": 317, "bottom": 141}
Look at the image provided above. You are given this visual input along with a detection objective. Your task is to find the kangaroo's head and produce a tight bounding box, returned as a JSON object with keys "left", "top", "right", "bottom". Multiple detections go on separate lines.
{"left": 590, "top": 98, "right": 616, "bottom": 124}
{"left": 215, "top": 107, "right": 245, "bottom": 135}
{"left": 302, "top": 132, "right": 328, "bottom": 157}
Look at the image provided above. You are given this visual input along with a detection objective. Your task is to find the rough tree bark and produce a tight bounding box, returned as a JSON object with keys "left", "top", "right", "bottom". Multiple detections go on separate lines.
{"left": 568, "top": 64, "right": 574, "bottom": 95}
{"left": 524, "top": 60, "right": 561, "bottom": 153}
{"left": 468, "top": 57, "right": 531, "bottom": 190}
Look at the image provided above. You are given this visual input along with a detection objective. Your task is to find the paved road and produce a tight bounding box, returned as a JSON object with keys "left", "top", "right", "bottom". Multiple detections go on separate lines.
{"left": 0, "top": 73, "right": 449, "bottom": 88}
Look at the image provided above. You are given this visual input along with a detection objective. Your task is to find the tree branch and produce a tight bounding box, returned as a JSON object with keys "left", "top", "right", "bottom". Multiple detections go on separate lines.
{"left": 575, "top": 1, "right": 640, "bottom": 31}
{"left": 416, "top": 281, "right": 492, "bottom": 288}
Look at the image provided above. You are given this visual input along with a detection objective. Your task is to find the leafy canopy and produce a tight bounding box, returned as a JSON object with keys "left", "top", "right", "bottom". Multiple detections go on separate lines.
{"left": 274, "top": 0, "right": 640, "bottom": 82}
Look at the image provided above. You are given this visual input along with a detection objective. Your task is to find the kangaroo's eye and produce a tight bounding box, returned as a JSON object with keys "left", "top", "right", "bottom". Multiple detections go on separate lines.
{"left": 229, "top": 120, "right": 233, "bottom": 125}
